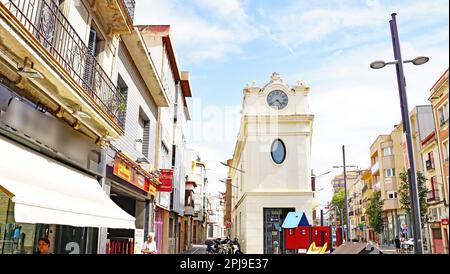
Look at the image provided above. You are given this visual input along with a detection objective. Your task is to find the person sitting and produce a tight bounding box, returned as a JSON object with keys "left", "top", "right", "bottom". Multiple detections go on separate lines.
{"left": 35, "top": 238, "right": 52, "bottom": 254}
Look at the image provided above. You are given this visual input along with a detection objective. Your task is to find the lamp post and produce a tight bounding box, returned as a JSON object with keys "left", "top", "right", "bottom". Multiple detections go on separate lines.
{"left": 370, "top": 13, "right": 429, "bottom": 254}
{"left": 333, "top": 148, "right": 358, "bottom": 243}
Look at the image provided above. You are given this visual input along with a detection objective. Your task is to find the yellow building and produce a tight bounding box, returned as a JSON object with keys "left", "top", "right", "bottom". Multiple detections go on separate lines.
{"left": 360, "top": 170, "right": 375, "bottom": 241}
{"left": 348, "top": 169, "right": 369, "bottom": 241}
{"left": 427, "top": 68, "right": 449, "bottom": 254}
{"left": 370, "top": 126, "right": 408, "bottom": 246}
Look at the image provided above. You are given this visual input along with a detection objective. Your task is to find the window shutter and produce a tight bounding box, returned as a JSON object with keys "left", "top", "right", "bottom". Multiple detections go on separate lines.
{"left": 84, "top": 29, "right": 97, "bottom": 91}
{"left": 143, "top": 121, "right": 150, "bottom": 158}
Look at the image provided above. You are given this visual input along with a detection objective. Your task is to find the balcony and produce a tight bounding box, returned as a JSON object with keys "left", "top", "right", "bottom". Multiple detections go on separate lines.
{"left": 1, "top": 0, "right": 125, "bottom": 137}
{"left": 426, "top": 190, "right": 440, "bottom": 203}
{"left": 90, "top": 0, "right": 135, "bottom": 35}
{"left": 123, "top": 0, "right": 136, "bottom": 22}
{"left": 383, "top": 198, "right": 398, "bottom": 211}
{"left": 371, "top": 161, "right": 379, "bottom": 174}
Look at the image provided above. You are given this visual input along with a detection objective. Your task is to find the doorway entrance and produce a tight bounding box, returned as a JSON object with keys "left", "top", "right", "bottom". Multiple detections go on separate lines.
{"left": 263, "top": 208, "right": 294, "bottom": 254}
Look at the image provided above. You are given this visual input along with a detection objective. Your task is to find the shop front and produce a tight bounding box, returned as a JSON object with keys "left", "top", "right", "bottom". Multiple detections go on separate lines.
{"left": 105, "top": 152, "right": 159, "bottom": 254}
{"left": 0, "top": 136, "right": 136, "bottom": 254}
{"left": 0, "top": 85, "right": 135, "bottom": 254}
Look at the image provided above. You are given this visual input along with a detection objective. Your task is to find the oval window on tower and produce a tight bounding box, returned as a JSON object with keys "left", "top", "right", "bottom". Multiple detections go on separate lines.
{"left": 271, "top": 139, "right": 286, "bottom": 165}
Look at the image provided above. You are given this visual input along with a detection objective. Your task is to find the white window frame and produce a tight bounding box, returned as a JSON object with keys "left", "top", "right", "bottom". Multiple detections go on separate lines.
{"left": 385, "top": 168, "right": 395, "bottom": 177}
{"left": 444, "top": 139, "right": 449, "bottom": 161}
{"left": 438, "top": 101, "right": 449, "bottom": 127}
{"left": 383, "top": 147, "right": 393, "bottom": 156}
{"left": 387, "top": 191, "right": 397, "bottom": 199}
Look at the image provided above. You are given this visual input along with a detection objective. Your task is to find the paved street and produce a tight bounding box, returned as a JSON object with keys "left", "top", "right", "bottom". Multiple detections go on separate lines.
{"left": 184, "top": 245, "right": 208, "bottom": 254}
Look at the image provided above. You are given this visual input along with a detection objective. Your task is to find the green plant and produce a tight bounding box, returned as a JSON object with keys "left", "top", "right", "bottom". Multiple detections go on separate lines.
{"left": 331, "top": 190, "right": 347, "bottom": 223}
{"left": 366, "top": 191, "right": 384, "bottom": 234}
{"left": 398, "top": 171, "right": 429, "bottom": 225}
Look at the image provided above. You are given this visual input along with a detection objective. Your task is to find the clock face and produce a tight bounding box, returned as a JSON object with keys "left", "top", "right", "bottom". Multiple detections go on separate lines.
{"left": 267, "top": 90, "right": 288, "bottom": 110}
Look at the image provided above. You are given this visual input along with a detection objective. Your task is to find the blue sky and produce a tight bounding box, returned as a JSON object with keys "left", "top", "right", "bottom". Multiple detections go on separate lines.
{"left": 134, "top": 0, "right": 449, "bottom": 205}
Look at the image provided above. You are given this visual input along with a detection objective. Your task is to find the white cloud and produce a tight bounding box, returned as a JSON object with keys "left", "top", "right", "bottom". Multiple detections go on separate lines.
{"left": 193, "top": 0, "right": 247, "bottom": 18}
{"left": 300, "top": 40, "right": 449, "bottom": 205}
{"left": 260, "top": 0, "right": 448, "bottom": 54}
{"left": 134, "top": 0, "right": 259, "bottom": 63}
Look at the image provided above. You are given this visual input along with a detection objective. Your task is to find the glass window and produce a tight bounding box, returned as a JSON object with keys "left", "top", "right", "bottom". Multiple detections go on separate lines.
{"left": 387, "top": 191, "right": 397, "bottom": 199}
{"left": 0, "top": 192, "right": 38, "bottom": 254}
{"left": 438, "top": 101, "right": 449, "bottom": 127}
{"left": 271, "top": 139, "right": 286, "bottom": 165}
{"left": 383, "top": 147, "right": 393, "bottom": 156}
{"left": 444, "top": 140, "right": 449, "bottom": 161}
{"left": 385, "top": 168, "right": 395, "bottom": 177}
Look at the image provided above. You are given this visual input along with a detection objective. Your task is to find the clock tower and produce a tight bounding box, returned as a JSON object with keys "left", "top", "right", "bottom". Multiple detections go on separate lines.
{"left": 229, "top": 72, "right": 314, "bottom": 254}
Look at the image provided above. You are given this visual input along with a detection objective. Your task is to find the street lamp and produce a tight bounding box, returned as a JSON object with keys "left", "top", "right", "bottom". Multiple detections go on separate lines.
{"left": 219, "top": 179, "right": 239, "bottom": 189}
{"left": 312, "top": 171, "right": 331, "bottom": 178}
{"left": 333, "top": 146, "right": 357, "bottom": 243}
{"left": 220, "top": 162, "right": 246, "bottom": 173}
{"left": 370, "top": 13, "right": 428, "bottom": 254}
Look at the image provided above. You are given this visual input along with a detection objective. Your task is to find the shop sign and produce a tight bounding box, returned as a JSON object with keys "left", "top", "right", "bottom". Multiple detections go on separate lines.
{"left": 134, "top": 229, "right": 145, "bottom": 254}
{"left": 113, "top": 158, "right": 133, "bottom": 183}
{"left": 113, "top": 158, "right": 149, "bottom": 192}
{"left": 442, "top": 219, "right": 449, "bottom": 226}
{"left": 157, "top": 169, "right": 173, "bottom": 192}
{"left": 148, "top": 183, "right": 157, "bottom": 197}
{"left": 226, "top": 221, "right": 232, "bottom": 229}
{"left": 133, "top": 173, "right": 147, "bottom": 191}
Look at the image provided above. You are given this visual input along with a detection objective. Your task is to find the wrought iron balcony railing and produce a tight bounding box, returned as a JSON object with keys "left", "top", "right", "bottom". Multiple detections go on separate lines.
{"left": 2, "top": 0, "right": 125, "bottom": 127}
{"left": 123, "top": 0, "right": 135, "bottom": 22}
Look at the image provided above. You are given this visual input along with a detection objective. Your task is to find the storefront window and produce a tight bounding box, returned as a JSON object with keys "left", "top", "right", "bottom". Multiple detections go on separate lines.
{"left": 0, "top": 192, "right": 37, "bottom": 254}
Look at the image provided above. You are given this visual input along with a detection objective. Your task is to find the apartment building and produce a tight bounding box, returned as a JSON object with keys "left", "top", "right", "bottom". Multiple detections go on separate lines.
{"left": 427, "top": 68, "right": 449, "bottom": 254}
{"left": 0, "top": 0, "right": 139, "bottom": 254}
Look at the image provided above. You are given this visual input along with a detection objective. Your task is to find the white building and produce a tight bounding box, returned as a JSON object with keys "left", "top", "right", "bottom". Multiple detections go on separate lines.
{"left": 206, "top": 194, "right": 225, "bottom": 239}
{"left": 229, "top": 73, "right": 314, "bottom": 254}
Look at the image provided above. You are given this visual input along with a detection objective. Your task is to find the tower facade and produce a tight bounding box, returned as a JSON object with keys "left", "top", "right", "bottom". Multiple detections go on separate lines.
{"left": 229, "top": 73, "right": 314, "bottom": 254}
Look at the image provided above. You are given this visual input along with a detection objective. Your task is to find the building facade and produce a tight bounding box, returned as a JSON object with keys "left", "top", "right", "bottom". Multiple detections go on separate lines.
{"left": 0, "top": 0, "right": 138, "bottom": 254}
{"left": 370, "top": 128, "right": 407, "bottom": 246}
{"left": 428, "top": 68, "right": 449, "bottom": 253}
{"left": 206, "top": 194, "right": 225, "bottom": 240}
{"left": 229, "top": 73, "right": 314, "bottom": 254}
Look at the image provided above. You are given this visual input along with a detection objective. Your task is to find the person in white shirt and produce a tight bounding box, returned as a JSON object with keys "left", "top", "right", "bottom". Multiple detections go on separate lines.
{"left": 142, "top": 233, "right": 157, "bottom": 254}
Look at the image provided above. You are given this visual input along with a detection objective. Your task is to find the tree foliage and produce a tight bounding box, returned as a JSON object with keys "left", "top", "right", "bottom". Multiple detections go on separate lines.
{"left": 398, "top": 171, "right": 429, "bottom": 225}
{"left": 331, "top": 189, "right": 347, "bottom": 223}
{"left": 366, "top": 191, "right": 384, "bottom": 234}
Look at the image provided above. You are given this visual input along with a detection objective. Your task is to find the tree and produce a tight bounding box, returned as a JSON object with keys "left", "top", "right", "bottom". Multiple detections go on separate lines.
{"left": 366, "top": 191, "right": 384, "bottom": 235}
{"left": 331, "top": 189, "right": 346, "bottom": 224}
{"left": 398, "top": 171, "right": 429, "bottom": 226}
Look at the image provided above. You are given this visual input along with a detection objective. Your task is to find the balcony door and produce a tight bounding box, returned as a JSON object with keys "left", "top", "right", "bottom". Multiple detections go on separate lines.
{"left": 34, "top": 0, "right": 66, "bottom": 52}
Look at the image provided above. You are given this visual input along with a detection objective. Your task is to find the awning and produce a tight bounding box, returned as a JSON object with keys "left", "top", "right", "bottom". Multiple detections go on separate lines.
{"left": 0, "top": 137, "right": 136, "bottom": 229}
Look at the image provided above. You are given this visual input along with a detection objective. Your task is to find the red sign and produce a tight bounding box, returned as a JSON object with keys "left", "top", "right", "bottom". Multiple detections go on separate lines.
{"left": 442, "top": 219, "right": 449, "bottom": 225}
{"left": 226, "top": 221, "right": 232, "bottom": 229}
{"left": 157, "top": 169, "right": 173, "bottom": 192}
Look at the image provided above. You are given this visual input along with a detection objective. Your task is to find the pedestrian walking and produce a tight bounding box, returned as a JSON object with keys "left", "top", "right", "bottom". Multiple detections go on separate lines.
{"left": 394, "top": 236, "right": 401, "bottom": 254}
